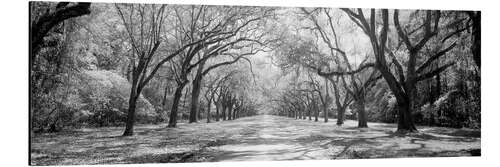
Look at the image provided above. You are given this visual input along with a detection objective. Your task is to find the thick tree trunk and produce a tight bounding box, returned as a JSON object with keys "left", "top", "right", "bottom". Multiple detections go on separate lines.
{"left": 221, "top": 104, "right": 227, "bottom": 121}
{"left": 123, "top": 90, "right": 139, "bottom": 136}
{"left": 356, "top": 97, "right": 368, "bottom": 128}
{"left": 167, "top": 82, "right": 187, "bottom": 128}
{"left": 377, "top": 59, "right": 418, "bottom": 132}
{"left": 189, "top": 60, "right": 206, "bottom": 123}
{"left": 189, "top": 77, "right": 201, "bottom": 123}
{"left": 336, "top": 107, "right": 345, "bottom": 126}
{"left": 396, "top": 101, "right": 417, "bottom": 133}
{"left": 468, "top": 11, "right": 481, "bottom": 68}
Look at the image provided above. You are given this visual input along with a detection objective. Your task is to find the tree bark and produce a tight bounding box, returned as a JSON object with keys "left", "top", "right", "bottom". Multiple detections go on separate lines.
{"left": 215, "top": 101, "right": 220, "bottom": 121}
{"left": 189, "top": 59, "right": 207, "bottom": 123}
{"left": 313, "top": 99, "right": 319, "bottom": 122}
{"left": 323, "top": 78, "right": 329, "bottom": 123}
{"left": 221, "top": 103, "right": 227, "bottom": 121}
{"left": 31, "top": 2, "right": 91, "bottom": 55}
{"left": 167, "top": 81, "right": 188, "bottom": 128}
{"left": 206, "top": 100, "right": 211, "bottom": 123}
{"left": 468, "top": 11, "right": 481, "bottom": 68}
{"left": 396, "top": 100, "right": 417, "bottom": 132}
{"left": 123, "top": 89, "right": 139, "bottom": 136}
{"left": 336, "top": 107, "right": 345, "bottom": 126}
{"left": 308, "top": 106, "right": 312, "bottom": 120}
{"left": 303, "top": 109, "right": 307, "bottom": 120}
{"left": 356, "top": 97, "right": 368, "bottom": 128}
{"left": 227, "top": 103, "right": 233, "bottom": 120}
{"left": 232, "top": 108, "right": 237, "bottom": 120}
{"left": 189, "top": 76, "right": 202, "bottom": 123}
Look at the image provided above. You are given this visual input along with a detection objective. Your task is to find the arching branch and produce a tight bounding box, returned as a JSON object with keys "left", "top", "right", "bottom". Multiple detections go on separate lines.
{"left": 31, "top": 2, "right": 91, "bottom": 55}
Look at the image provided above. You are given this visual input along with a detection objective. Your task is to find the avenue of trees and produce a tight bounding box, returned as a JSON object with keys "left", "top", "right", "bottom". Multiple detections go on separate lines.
{"left": 30, "top": 2, "right": 480, "bottom": 136}
{"left": 30, "top": 2, "right": 269, "bottom": 135}
{"left": 271, "top": 8, "right": 480, "bottom": 132}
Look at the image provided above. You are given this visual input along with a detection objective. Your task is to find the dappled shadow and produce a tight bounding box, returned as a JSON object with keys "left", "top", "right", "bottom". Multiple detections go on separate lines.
{"left": 119, "top": 151, "right": 205, "bottom": 164}
{"left": 421, "top": 127, "right": 481, "bottom": 138}
{"left": 203, "top": 115, "right": 480, "bottom": 161}
{"left": 290, "top": 125, "right": 480, "bottom": 159}
{"left": 31, "top": 115, "right": 481, "bottom": 165}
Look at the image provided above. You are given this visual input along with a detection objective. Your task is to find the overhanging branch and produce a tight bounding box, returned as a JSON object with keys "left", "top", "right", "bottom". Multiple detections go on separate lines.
{"left": 417, "top": 62, "right": 455, "bottom": 81}
{"left": 316, "top": 63, "right": 375, "bottom": 76}
{"left": 417, "top": 42, "right": 457, "bottom": 73}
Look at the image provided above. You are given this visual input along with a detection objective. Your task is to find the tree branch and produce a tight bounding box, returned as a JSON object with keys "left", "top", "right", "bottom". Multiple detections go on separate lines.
{"left": 316, "top": 63, "right": 375, "bottom": 76}
{"left": 31, "top": 2, "right": 91, "bottom": 54}
{"left": 417, "top": 62, "right": 454, "bottom": 81}
{"left": 416, "top": 42, "right": 457, "bottom": 73}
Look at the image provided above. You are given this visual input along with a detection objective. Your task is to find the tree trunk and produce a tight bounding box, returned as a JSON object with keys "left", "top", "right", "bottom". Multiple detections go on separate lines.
{"left": 336, "top": 107, "right": 345, "bottom": 126}
{"left": 468, "top": 11, "right": 481, "bottom": 68}
{"left": 189, "top": 60, "right": 206, "bottom": 123}
{"left": 323, "top": 104, "right": 328, "bottom": 122}
{"left": 298, "top": 110, "right": 302, "bottom": 119}
{"left": 308, "top": 107, "right": 311, "bottom": 120}
{"left": 198, "top": 106, "right": 202, "bottom": 121}
{"left": 206, "top": 100, "right": 211, "bottom": 123}
{"left": 303, "top": 109, "right": 307, "bottom": 120}
{"left": 167, "top": 82, "right": 187, "bottom": 128}
{"left": 357, "top": 97, "right": 368, "bottom": 128}
{"left": 233, "top": 109, "right": 237, "bottom": 120}
{"left": 227, "top": 104, "right": 233, "bottom": 120}
{"left": 378, "top": 60, "right": 418, "bottom": 132}
{"left": 189, "top": 77, "right": 201, "bottom": 123}
{"left": 215, "top": 101, "right": 220, "bottom": 121}
{"left": 396, "top": 100, "right": 417, "bottom": 133}
{"left": 324, "top": 78, "right": 329, "bottom": 122}
{"left": 313, "top": 98, "right": 319, "bottom": 122}
{"left": 181, "top": 87, "right": 190, "bottom": 120}
{"left": 221, "top": 104, "right": 227, "bottom": 121}
{"left": 123, "top": 90, "right": 139, "bottom": 136}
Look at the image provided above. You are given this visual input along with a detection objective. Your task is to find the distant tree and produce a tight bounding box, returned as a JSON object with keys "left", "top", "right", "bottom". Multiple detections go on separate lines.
{"left": 300, "top": 8, "right": 382, "bottom": 127}
{"left": 166, "top": 5, "right": 274, "bottom": 127}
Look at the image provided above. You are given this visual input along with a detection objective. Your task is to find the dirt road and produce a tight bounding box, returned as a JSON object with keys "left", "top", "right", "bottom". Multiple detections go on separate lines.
{"left": 31, "top": 115, "right": 480, "bottom": 165}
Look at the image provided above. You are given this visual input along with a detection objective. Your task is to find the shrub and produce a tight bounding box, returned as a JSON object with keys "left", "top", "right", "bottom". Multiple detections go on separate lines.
{"left": 78, "top": 70, "right": 157, "bottom": 126}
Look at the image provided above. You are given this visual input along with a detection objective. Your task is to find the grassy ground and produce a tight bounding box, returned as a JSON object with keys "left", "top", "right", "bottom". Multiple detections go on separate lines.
{"left": 30, "top": 115, "right": 480, "bottom": 165}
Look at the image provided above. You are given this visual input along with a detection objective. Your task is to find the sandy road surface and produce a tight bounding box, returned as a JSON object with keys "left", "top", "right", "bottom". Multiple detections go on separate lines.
{"left": 31, "top": 115, "right": 480, "bottom": 165}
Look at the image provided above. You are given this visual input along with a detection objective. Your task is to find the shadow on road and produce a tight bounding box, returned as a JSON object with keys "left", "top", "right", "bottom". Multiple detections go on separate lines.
{"left": 30, "top": 115, "right": 481, "bottom": 165}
